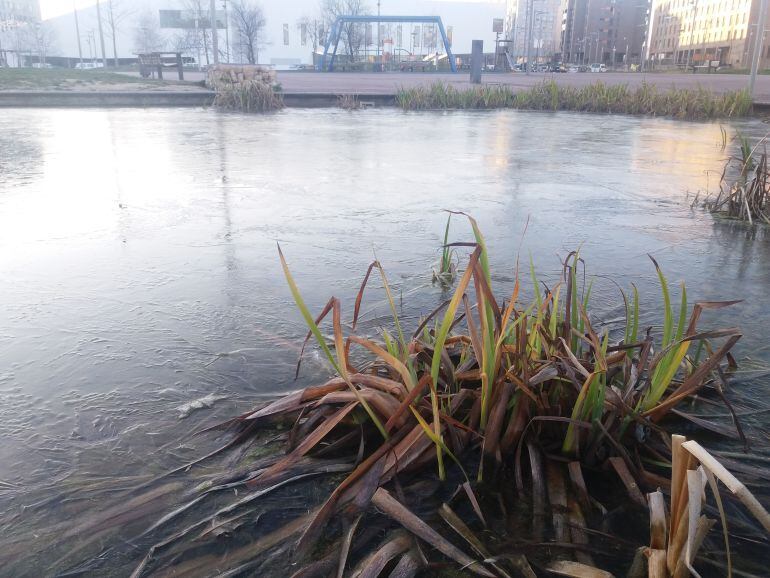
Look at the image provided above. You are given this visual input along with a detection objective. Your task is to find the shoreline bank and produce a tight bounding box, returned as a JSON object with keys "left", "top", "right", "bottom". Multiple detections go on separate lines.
{"left": 4, "top": 89, "right": 769, "bottom": 115}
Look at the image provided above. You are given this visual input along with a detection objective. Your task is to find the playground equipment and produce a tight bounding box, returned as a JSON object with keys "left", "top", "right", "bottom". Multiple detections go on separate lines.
{"left": 320, "top": 15, "right": 456, "bottom": 73}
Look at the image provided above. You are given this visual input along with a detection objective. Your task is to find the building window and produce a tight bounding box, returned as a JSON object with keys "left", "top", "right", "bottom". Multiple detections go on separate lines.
{"left": 283, "top": 23, "right": 289, "bottom": 45}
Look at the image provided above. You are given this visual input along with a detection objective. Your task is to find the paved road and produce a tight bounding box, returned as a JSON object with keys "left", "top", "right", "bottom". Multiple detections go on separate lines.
{"left": 271, "top": 71, "right": 770, "bottom": 104}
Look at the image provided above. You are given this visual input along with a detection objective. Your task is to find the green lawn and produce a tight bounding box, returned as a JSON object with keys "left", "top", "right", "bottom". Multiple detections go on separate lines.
{"left": 0, "top": 68, "right": 195, "bottom": 90}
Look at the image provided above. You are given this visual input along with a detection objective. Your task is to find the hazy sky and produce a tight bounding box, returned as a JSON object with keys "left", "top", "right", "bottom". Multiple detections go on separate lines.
{"left": 41, "top": 0, "right": 98, "bottom": 20}
{"left": 40, "top": 0, "right": 505, "bottom": 20}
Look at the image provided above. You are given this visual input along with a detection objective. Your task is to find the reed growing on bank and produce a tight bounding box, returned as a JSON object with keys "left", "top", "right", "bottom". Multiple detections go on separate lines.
{"left": 699, "top": 130, "right": 770, "bottom": 223}
{"left": 396, "top": 80, "right": 753, "bottom": 119}
{"left": 129, "top": 212, "right": 758, "bottom": 577}
{"left": 213, "top": 77, "right": 284, "bottom": 112}
{"left": 55, "top": 215, "right": 769, "bottom": 578}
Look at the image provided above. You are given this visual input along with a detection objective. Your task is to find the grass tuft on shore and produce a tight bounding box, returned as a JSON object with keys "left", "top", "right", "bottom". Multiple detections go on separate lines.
{"left": 0, "top": 67, "right": 183, "bottom": 90}
{"left": 213, "top": 77, "right": 284, "bottom": 112}
{"left": 52, "top": 215, "right": 770, "bottom": 577}
{"left": 698, "top": 130, "right": 770, "bottom": 223}
{"left": 396, "top": 80, "right": 752, "bottom": 119}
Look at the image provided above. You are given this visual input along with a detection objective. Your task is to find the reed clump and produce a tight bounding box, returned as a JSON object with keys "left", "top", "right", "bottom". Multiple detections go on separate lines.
{"left": 337, "top": 94, "right": 362, "bottom": 110}
{"left": 432, "top": 213, "right": 457, "bottom": 285}
{"left": 59, "top": 215, "right": 768, "bottom": 578}
{"left": 122, "top": 213, "right": 762, "bottom": 577}
{"left": 700, "top": 131, "right": 770, "bottom": 224}
{"left": 213, "top": 77, "right": 284, "bottom": 112}
{"left": 644, "top": 435, "right": 770, "bottom": 578}
{"left": 396, "top": 81, "right": 752, "bottom": 119}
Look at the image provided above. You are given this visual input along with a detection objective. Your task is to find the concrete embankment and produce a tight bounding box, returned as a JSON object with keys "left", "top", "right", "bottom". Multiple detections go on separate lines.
{"left": 0, "top": 87, "right": 767, "bottom": 112}
{"left": 0, "top": 90, "right": 400, "bottom": 108}
{"left": 0, "top": 90, "right": 216, "bottom": 107}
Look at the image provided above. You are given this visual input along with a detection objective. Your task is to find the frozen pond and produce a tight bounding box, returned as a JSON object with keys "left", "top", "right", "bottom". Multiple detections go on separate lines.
{"left": 0, "top": 107, "right": 769, "bottom": 575}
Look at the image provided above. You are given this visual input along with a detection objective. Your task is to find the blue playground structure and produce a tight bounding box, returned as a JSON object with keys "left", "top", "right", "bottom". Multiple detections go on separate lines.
{"left": 320, "top": 15, "right": 457, "bottom": 73}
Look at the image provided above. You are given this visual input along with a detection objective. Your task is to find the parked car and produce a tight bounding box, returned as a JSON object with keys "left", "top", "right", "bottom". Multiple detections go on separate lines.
{"left": 567, "top": 65, "right": 580, "bottom": 73}
{"left": 590, "top": 63, "right": 607, "bottom": 73}
{"left": 31, "top": 63, "right": 53, "bottom": 69}
{"left": 74, "top": 62, "right": 104, "bottom": 70}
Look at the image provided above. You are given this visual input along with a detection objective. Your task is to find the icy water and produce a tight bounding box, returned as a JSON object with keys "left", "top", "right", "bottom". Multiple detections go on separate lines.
{"left": 1, "top": 108, "right": 769, "bottom": 575}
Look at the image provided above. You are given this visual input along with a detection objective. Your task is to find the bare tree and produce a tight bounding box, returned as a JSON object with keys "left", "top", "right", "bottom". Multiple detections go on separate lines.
{"left": 133, "top": 10, "right": 164, "bottom": 54}
{"left": 320, "top": 0, "right": 369, "bottom": 57}
{"left": 296, "top": 15, "right": 323, "bottom": 51}
{"left": 103, "top": 0, "right": 134, "bottom": 66}
{"left": 28, "top": 23, "right": 56, "bottom": 65}
{"left": 183, "top": 0, "right": 212, "bottom": 66}
{"left": 230, "top": 0, "right": 266, "bottom": 65}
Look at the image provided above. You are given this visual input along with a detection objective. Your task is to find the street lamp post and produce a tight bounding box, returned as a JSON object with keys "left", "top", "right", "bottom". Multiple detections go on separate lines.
{"left": 95, "top": 0, "right": 107, "bottom": 66}
{"left": 222, "top": 0, "right": 230, "bottom": 63}
{"left": 210, "top": 0, "right": 219, "bottom": 65}
{"left": 624, "top": 39, "right": 629, "bottom": 69}
{"left": 525, "top": 0, "right": 536, "bottom": 74}
{"left": 73, "top": 1, "right": 83, "bottom": 66}
{"left": 376, "top": 0, "right": 381, "bottom": 71}
{"left": 593, "top": 34, "right": 600, "bottom": 64}
{"left": 194, "top": 18, "right": 202, "bottom": 70}
{"left": 685, "top": 0, "right": 698, "bottom": 71}
{"left": 749, "top": 0, "right": 769, "bottom": 98}
{"left": 533, "top": 11, "right": 546, "bottom": 67}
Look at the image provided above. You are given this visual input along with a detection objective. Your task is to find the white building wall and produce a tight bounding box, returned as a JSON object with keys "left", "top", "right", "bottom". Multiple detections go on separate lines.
{"left": 43, "top": 0, "right": 505, "bottom": 66}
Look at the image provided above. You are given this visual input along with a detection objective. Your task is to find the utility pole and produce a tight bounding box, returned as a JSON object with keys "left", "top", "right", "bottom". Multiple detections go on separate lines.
{"left": 685, "top": 0, "right": 697, "bottom": 71}
{"left": 376, "top": 0, "right": 381, "bottom": 71}
{"left": 525, "top": 0, "right": 535, "bottom": 74}
{"left": 195, "top": 17, "right": 202, "bottom": 69}
{"left": 750, "top": 0, "right": 769, "bottom": 98}
{"left": 222, "top": 0, "right": 230, "bottom": 62}
{"left": 73, "top": 2, "right": 83, "bottom": 66}
{"left": 108, "top": 0, "right": 118, "bottom": 67}
{"left": 95, "top": 0, "right": 107, "bottom": 66}
{"left": 210, "top": 0, "right": 219, "bottom": 65}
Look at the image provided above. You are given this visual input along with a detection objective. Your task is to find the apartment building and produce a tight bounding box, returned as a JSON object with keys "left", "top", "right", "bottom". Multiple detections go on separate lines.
{"left": 505, "top": 0, "right": 562, "bottom": 63}
{"left": 558, "top": 0, "right": 649, "bottom": 65}
{"left": 647, "top": 0, "right": 766, "bottom": 68}
{"left": 0, "top": 0, "right": 41, "bottom": 66}
{"left": 0, "top": 0, "right": 39, "bottom": 24}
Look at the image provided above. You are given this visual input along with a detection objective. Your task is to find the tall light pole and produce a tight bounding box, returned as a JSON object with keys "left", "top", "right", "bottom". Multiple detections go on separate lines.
{"left": 210, "top": 0, "right": 219, "bottom": 64}
{"left": 376, "top": 0, "right": 381, "bottom": 71}
{"left": 624, "top": 38, "right": 629, "bottom": 69}
{"left": 750, "top": 0, "right": 769, "bottom": 98}
{"left": 685, "top": 0, "right": 697, "bottom": 71}
{"left": 73, "top": 1, "right": 83, "bottom": 66}
{"left": 108, "top": 0, "right": 118, "bottom": 67}
{"left": 95, "top": 0, "right": 107, "bottom": 66}
{"left": 533, "top": 11, "right": 546, "bottom": 67}
{"left": 194, "top": 17, "right": 201, "bottom": 70}
{"left": 525, "top": 0, "right": 536, "bottom": 74}
{"left": 222, "top": 0, "right": 230, "bottom": 62}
